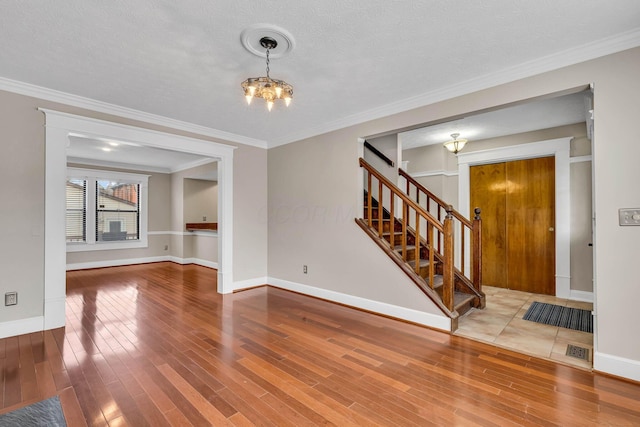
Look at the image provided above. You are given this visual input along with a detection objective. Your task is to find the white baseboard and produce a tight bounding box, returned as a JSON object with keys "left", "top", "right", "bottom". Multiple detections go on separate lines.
{"left": 67, "top": 256, "right": 171, "bottom": 270}
{"left": 233, "top": 276, "right": 269, "bottom": 291}
{"left": 0, "top": 316, "right": 45, "bottom": 339}
{"left": 169, "top": 257, "right": 218, "bottom": 269}
{"left": 569, "top": 289, "right": 594, "bottom": 303}
{"left": 67, "top": 256, "right": 219, "bottom": 271}
{"left": 267, "top": 277, "right": 451, "bottom": 331}
{"left": 594, "top": 351, "right": 640, "bottom": 383}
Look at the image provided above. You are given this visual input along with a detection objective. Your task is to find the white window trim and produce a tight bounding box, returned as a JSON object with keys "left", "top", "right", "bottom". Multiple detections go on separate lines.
{"left": 66, "top": 167, "right": 150, "bottom": 252}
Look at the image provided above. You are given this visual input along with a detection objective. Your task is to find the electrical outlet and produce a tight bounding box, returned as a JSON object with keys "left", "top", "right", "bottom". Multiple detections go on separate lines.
{"left": 619, "top": 208, "right": 640, "bottom": 226}
{"left": 203, "top": 216, "right": 207, "bottom": 221}
{"left": 303, "top": 265, "right": 308, "bottom": 274}
{"left": 5, "top": 292, "right": 17, "bottom": 306}
{"left": 164, "top": 245, "right": 169, "bottom": 251}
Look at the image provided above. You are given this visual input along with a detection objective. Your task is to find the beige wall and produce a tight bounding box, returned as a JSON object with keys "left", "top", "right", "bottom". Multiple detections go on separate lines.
{"left": 268, "top": 47, "right": 640, "bottom": 370}
{"left": 268, "top": 129, "right": 448, "bottom": 316}
{"left": 0, "top": 91, "right": 45, "bottom": 322}
{"left": 234, "top": 145, "right": 268, "bottom": 282}
{"left": 184, "top": 179, "right": 218, "bottom": 224}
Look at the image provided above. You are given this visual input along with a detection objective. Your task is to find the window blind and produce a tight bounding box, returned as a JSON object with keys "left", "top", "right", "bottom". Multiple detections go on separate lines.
{"left": 66, "top": 178, "right": 86, "bottom": 242}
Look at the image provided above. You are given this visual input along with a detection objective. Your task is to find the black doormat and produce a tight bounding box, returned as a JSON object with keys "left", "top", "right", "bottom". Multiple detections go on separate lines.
{"left": 0, "top": 396, "right": 66, "bottom": 427}
{"left": 523, "top": 302, "right": 593, "bottom": 333}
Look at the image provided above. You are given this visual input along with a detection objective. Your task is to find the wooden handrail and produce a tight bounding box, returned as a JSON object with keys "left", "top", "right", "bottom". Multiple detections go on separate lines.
{"left": 398, "top": 167, "right": 482, "bottom": 295}
{"left": 359, "top": 159, "right": 443, "bottom": 231}
{"left": 360, "top": 158, "right": 453, "bottom": 311}
{"left": 364, "top": 141, "right": 395, "bottom": 167}
{"left": 399, "top": 168, "right": 471, "bottom": 227}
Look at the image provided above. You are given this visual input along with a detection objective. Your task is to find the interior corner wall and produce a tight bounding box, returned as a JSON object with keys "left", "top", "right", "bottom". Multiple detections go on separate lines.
{"left": 268, "top": 46, "right": 640, "bottom": 380}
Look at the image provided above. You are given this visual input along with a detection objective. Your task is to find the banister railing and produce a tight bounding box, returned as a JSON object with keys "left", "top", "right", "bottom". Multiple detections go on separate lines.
{"left": 364, "top": 140, "right": 395, "bottom": 167}
{"left": 360, "top": 158, "right": 455, "bottom": 311}
{"left": 398, "top": 168, "right": 482, "bottom": 295}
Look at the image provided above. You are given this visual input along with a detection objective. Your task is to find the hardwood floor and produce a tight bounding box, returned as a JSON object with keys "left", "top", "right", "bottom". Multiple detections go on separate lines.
{"left": 1, "top": 262, "right": 639, "bottom": 426}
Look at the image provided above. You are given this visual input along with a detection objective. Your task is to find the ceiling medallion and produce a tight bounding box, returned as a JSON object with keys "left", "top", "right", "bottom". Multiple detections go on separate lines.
{"left": 240, "top": 25, "right": 295, "bottom": 111}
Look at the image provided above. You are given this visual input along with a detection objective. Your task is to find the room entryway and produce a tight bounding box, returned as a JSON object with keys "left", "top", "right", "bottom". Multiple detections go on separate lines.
{"left": 470, "top": 156, "right": 556, "bottom": 295}
{"left": 456, "top": 286, "right": 593, "bottom": 370}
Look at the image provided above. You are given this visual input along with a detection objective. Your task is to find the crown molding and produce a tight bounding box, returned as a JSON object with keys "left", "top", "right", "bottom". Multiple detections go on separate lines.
{"left": 0, "top": 77, "right": 268, "bottom": 149}
{"left": 268, "top": 28, "right": 640, "bottom": 148}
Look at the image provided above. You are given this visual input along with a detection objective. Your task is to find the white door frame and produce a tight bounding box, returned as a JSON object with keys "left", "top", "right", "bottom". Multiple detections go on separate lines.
{"left": 41, "top": 109, "right": 236, "bottom": 330}
{"left": 456, "top": 137, "right": 571, "bottom": 298}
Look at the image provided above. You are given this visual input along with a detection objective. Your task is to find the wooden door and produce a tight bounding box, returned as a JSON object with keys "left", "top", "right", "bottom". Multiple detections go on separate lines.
{"left": 470, "top": 157, "right": 555, "bottom": 294}
{"left": 470, "top": 163, "right": 507, "bottom": 289}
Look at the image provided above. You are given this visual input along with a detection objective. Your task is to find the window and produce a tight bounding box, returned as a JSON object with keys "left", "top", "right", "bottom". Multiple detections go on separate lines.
{"left": 66, "top": 178, "right": 86, "bottom": 242}
{"left": 66, "top": 168, "right": 149, "bottom": 251}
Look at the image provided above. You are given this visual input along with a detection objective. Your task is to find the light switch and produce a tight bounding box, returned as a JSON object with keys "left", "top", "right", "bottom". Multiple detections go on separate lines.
{"left": 619, "top": 208, "right": 640, "bottom": 226}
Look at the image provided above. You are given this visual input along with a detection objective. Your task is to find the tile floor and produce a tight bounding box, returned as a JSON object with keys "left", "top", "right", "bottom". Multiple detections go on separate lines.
{"left": 455, "top": 286, "right": 594, "bottom": 370}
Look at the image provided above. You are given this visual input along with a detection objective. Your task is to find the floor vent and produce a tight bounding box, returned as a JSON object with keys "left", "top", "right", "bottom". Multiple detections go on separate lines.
{"left": 566, "top": 344, "right": 589, "bottom": 360}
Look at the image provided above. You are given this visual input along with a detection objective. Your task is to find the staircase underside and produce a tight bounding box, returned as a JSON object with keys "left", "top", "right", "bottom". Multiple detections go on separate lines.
{"left": 356, "top": 218, "right": 484, "bottom": 332}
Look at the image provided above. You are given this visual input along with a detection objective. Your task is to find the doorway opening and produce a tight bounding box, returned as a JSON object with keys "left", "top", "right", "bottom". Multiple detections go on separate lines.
{"left": 396, "top": 88, "right": 594, "bottom": 368}
{"left": 42, "top": 110, "right": 236, "bottom": 331}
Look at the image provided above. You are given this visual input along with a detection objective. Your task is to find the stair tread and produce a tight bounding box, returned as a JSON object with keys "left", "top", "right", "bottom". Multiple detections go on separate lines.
{"left": 454, "top": 291, "right": 475, "bottom": 305}
{"left": 454, "top": 292, "right": 477, "bottom": 315}
{"left": 407, "top": 258, "right": 435, "bottom": 268}
{"left": 394, "top": 244, "right": 416, "bottom": 250}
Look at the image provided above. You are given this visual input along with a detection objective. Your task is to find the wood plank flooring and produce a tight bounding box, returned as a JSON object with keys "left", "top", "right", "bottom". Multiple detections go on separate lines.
{"left": 1, "top": 262, "right": 639, "bottom": 426}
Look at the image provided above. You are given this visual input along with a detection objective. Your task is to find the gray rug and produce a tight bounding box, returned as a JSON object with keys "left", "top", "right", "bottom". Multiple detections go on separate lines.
{"left": 0, "top": 396, "right": 66, "bottom": 427}
{"left": 523, "top": 301, "right": 593, "bottom": 333}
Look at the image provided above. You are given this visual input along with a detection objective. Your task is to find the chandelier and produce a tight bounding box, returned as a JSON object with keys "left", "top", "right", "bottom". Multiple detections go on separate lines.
{"left": 443, "top": 133, "right": 468, "bottom": 154}
{"left": 241, "top": 37, "right": 293, "bottom": 111}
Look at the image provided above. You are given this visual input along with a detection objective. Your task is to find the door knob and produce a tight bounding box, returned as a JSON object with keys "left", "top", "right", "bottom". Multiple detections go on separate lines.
{"left": 549, "top": 227, "right": 554, "bottom": 231}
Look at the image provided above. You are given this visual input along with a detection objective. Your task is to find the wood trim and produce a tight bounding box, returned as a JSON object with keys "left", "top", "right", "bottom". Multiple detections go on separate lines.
{"left": 186, "top": 222, "right": 218, "bottom": 231}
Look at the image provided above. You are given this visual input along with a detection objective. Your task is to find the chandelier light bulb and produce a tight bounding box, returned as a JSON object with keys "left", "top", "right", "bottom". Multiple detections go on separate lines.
{"left": 241, "top": 36, "right": 294, "bottom": 111}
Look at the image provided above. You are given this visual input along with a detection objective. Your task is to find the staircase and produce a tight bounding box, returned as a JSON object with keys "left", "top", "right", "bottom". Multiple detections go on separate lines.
{"left": 356, "top": 157, "right": 485, "bottom": 331}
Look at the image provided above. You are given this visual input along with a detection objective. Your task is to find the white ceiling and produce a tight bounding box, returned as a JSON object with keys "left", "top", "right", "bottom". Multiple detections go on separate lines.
{"left": 400, "top": 91, "right": 591, "bottom": 150}
{"left": 1, "top": 1, "right": 639, "bottom": 149}
{"left": 67, "top": 135, "right": 218, "bottom": 177}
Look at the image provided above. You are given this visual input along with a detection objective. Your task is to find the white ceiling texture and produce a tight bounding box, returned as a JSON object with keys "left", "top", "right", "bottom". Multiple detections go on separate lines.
{"left": 1, "top": 1, "right": 640, "bottom": 169}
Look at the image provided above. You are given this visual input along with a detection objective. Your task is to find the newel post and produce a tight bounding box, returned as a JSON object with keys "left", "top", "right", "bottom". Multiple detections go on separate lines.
{"left": 443, "top": 205, "right": 455, "bottom": 312}
{"left": 472, "top": 207, "right": 482, "bottom": 293}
